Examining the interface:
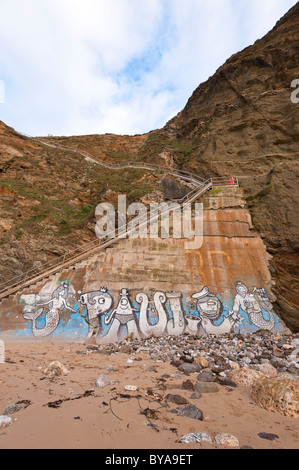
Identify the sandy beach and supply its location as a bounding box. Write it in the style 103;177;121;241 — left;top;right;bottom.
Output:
0;338;298;452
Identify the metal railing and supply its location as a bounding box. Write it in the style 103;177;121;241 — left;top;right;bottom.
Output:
211;176;239;188
35;138;207;187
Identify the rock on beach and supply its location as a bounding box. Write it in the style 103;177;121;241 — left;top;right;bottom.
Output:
44;361;69;377
214;433;240;448
229;367;264;387
95;374;111;388
251;376;299;418
0;415;13;429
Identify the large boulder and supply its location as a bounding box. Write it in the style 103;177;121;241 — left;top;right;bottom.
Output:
251;376;299;418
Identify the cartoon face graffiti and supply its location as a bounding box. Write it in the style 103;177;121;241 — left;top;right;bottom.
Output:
119;292;132;314
192;286;223;321
79;287;113;337
235;281;262;315
96;288;139;343
105;288;136;324
235;282;248;298
191;286;240;335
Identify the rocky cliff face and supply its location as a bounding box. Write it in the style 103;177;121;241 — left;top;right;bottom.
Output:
139;3;299;332
0;3;298;331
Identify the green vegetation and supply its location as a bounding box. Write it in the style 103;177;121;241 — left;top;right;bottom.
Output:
0;178;51;200
138;132;198;162
209;188;222;196
2;167;161;240
99;168;160;205
246;184;272;202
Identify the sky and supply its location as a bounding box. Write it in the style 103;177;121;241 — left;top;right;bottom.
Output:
0;0;297;137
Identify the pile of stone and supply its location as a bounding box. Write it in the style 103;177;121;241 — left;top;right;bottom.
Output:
93;330;299;378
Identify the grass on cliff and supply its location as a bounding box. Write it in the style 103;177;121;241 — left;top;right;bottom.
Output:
138;132;199;164
246;183;272;206
0;164;162;241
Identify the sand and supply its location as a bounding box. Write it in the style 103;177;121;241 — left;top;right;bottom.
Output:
0;341;298;451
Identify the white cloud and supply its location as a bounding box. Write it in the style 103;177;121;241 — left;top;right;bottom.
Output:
0;0;296;136
239;0;296;44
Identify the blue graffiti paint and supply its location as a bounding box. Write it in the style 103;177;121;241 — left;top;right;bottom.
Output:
53;302;88;339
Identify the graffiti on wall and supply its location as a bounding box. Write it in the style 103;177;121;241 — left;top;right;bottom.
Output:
78;287;113;339
232;282;276;331
20;282;77;338
191;286;240;335
13;280;283;341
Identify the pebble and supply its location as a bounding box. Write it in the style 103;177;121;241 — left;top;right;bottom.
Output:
146;366;158;373
180;355;194;364
76;349;90;355
216;377;237;388
258;432;279;441
193;382;219;393
189;392;202;399
2;404;22;415
179;432;212;444
214;433;240;448
102;365;115;372
165;394;189;405
195;357;209;368
124;385;138;392
181;379;194;391
0;415;13;429
180;431;239;447
88;331;299;424
230;367;264;387
257;363;278;377
95;374;110;388
171;403;203;420
44;361;69;377
197;370;215;382
178;363;201;374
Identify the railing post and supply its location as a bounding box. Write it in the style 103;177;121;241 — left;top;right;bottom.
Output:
22;273;28;289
